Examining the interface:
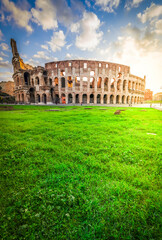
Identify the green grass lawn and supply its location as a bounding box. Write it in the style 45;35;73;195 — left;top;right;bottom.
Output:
0;105;161;239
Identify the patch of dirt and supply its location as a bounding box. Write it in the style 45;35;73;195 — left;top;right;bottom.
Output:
120;109;126;111
45;109;60;111
140;110;147;112
0;106;14;111
114;110;121;115
84;108;92;110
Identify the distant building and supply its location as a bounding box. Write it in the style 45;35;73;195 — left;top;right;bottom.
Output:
0;81;15;96
144;89;153;101
153;92;162;101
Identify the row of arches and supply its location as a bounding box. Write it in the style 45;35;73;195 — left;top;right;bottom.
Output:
16;91;144;104
20;72;144;92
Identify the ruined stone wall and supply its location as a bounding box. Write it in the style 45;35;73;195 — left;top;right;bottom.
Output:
13;60;145;105
0;81;15;96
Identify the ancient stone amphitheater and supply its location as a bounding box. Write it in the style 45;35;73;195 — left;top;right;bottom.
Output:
11;39;145;105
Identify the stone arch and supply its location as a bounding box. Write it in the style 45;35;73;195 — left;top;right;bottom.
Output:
110;78;115;91
90;94;94;103
35;76;39;85
42;93;47;104
68;93;73;103
104;77;108;91
128;81;131;90
123;80;126;91
61;93;65;104
117;79;122;91
61;77;65;88
24;72;30;85
31;78;34;86
82;94;87;104
54;77;58;86
122;95;126;104
134;96;137;104
97;77;102;88
50;88;54;102
103;94;107;104
29;88;35;103
90;77;95;88
37;94;40;103
127;96;130;104
137;96;140;104
110;95;114;104
75;94;79;103
67;76;73;88
49;78;52;86
116;95;120;104
97;94;101;104
22;93;24;103
132;81;135;90
131;96;134;104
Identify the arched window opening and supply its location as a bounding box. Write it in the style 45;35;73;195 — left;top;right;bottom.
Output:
50;88;54;102
31;78;34;86
67;76;73;88
128;81;131;90
75;94;79;103
104;78;108;91
82;94;87;104
35;77;39;85
61;93;65;104
54;77;58;86
127;96;130;104
90;94;94;103
90;71;95;76
75;77;80;87
110;95;114;104
103;94;107;104
68;93;73;103
117;80;121;91
97;77;102;88
97;94;101;104
24;72;30;85
111;78;115;91
22;93;24;103
61;77;65;88
132;82;135;90
123;80;126;91
49;78;52;86
60;70;65;76
116;95;120;104
37;94;40;103
90;77;95;88
29;88;35;103
122;95;125;104
42;94;47;104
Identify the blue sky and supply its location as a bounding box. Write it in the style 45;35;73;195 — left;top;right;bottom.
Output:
0;0;162;93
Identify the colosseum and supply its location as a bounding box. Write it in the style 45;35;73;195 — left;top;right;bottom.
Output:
11;39;145;105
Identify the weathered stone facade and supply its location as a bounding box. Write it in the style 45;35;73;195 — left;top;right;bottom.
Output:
11;39;145;104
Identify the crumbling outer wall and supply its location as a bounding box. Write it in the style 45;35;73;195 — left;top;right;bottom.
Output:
13;60;145;104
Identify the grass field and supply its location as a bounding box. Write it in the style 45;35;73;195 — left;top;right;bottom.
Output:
0;105;161;239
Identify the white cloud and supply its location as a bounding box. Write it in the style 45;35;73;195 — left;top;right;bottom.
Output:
125;0;144;10
31;0;72;30
137;3;162;23
0;30;3;40
0;43;9;51
66;44;72;50
24;40;30;45
0;51;8;57
0;11;5;22
31;0;57;30
65;53;72;59
2;0;33;32
85;0;91;8
95;0;120;13
100;23;162;93
72;12;103;51
0;60;12;69
33;51;51;60
154;19;162;35
41;44;49;50
48;30;66;52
